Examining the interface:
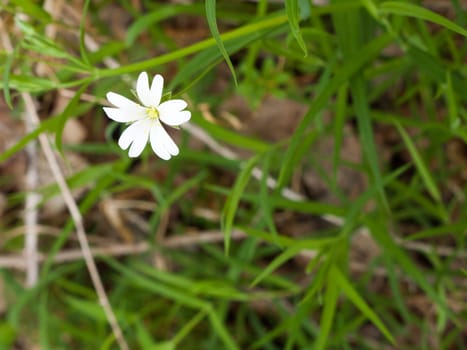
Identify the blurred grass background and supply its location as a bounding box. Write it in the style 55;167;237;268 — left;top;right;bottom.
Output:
0;0;466;349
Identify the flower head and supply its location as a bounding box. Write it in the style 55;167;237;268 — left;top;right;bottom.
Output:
103;72;191;160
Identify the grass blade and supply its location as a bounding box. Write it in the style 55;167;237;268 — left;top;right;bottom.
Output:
205;0;238;85
367;216;452;322
285;0;308;55
394;121;441;203
314;276;339;350
379;1;467;37
330;265;395;344
250;246;301;287
221;155;261;254
277;33;393;190
79;0;91;65
332;6;388;207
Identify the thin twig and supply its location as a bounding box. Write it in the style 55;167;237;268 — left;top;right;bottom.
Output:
0;224;109;249
0;229;248;269
0;12;41;288
4;17;42;288
23;139;41;287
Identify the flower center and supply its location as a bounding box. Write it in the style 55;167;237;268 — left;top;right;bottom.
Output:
146;106;160;120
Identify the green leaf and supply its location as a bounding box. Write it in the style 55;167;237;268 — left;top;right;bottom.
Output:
106;259;239;350
135;321;157;349
152;341;175;350
8;264;80;327
126;5;202;46
444;71;460;130
352;76;388;207
0;322;16;348
39;163;116;202
314;276;339;350
405;221;467;241
250;246;301;287
169;21;286;92
330;265;395;344
379;1;467;37
276;128;319;195
360;0;379;19
285;0;308;55
172;311;206;346
367;217;451;320
406;46;467;104
241;226;337;250
259;150;278;241
221;155;260;254
38;291;50;349
162;171;207;211
193;113;270;152
277;33;393;191
79;0;91;65
9;0;52;23
98;13;288;77
332;6;388;207
16;18;88;70
394;121;441;202
7;74;57;93
65;296;107;322
205;0;238;85
2;41;20;109
332;83;348;188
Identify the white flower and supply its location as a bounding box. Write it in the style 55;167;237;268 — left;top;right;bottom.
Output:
103;72;191;160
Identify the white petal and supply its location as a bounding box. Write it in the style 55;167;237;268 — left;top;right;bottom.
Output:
136;72;153;107
128;129;150;158
125;106;147;122
158;100;188;113
150;122;179;160
106;92;141;110
104;106;146;123
150;74;164;107
103;107;131;123
118;120;150;157
160;110;191;126
118;124;139;151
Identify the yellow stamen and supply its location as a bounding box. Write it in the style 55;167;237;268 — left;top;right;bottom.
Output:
146;106;159;119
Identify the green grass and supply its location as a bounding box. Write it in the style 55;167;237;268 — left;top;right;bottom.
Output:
0;0;466;349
